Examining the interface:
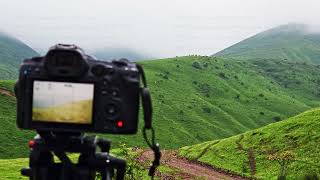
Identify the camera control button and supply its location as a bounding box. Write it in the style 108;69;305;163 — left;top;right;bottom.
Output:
91;65;106;76
101;90;108;95
102;79;109;86
105;104;118;116
108;89;119;97
105;65;115;74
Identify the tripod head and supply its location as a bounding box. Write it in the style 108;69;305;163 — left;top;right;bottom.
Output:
21;131;126;180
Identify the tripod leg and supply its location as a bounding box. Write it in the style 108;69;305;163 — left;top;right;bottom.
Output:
29;150;54;180
100;168;113;180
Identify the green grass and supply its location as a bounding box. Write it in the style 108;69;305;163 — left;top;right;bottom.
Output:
0;80;35;158
179;108;320;179
0;32;39;79
0;149;144;180
1;55;320;158
0;147;178;180
215;24;320;64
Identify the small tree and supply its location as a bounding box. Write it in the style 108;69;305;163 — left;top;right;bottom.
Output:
268;150;296;180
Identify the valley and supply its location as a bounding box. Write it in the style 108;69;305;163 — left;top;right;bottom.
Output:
0;23;319;179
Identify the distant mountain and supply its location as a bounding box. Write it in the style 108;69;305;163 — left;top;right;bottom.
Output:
0;32;39;79
92;48;153;61
214;24;320;64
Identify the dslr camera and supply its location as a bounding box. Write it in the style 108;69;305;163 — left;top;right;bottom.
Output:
15;44;141;134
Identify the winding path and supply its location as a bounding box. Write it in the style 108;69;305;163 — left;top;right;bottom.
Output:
138;150;246;180
0;88;15;98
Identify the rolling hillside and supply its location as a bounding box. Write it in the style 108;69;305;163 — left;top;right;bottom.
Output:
1;56;320;158
214;24;320;64
0;32;39;79
0;80;35;158
179;108;320;179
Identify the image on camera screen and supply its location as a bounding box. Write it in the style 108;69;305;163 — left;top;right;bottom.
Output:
32;81;94;124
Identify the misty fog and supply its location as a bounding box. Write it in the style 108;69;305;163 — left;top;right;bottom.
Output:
0;0;319;58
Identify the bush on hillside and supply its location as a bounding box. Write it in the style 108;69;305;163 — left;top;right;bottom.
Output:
273;116;281;122
198;83;211;97
303;172;319;180
267;151;296;180
192;61;202;69
218;72;227;79
118;144;144;179
202;107;211;114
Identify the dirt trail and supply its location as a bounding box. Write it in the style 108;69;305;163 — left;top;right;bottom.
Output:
0;88;15;98
138;150;246;180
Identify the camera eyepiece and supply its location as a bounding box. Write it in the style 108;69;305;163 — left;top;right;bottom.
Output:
44;44;89;77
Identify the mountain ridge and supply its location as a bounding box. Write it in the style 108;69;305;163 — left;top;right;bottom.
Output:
0;32;39;79
214;23;320;64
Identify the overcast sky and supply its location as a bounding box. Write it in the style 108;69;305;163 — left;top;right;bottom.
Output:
0;0;319;58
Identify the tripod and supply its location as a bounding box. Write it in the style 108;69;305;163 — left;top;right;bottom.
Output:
21;131;127;180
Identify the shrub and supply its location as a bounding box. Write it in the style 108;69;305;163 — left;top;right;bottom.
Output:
267;151;296;180
192;61;202;69
202;107;211;114
119;144;144;179
304;172;319;180
273;116;281;121
199;83;210;96
218;72;227;79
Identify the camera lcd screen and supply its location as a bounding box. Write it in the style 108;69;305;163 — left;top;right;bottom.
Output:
32;81;94;124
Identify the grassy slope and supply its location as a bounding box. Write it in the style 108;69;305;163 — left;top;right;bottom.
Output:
0;80;35;158
214;24;320;64
179;108;320;179
1;56;320;158
0;32;39;79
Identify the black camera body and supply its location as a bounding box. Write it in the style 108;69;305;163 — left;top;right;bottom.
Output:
16;44;141;134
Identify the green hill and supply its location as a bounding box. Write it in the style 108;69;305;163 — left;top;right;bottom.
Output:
179;108;320;179
214;24;320;64
0;80;35;158
1;56;320;158
0;32;39;79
